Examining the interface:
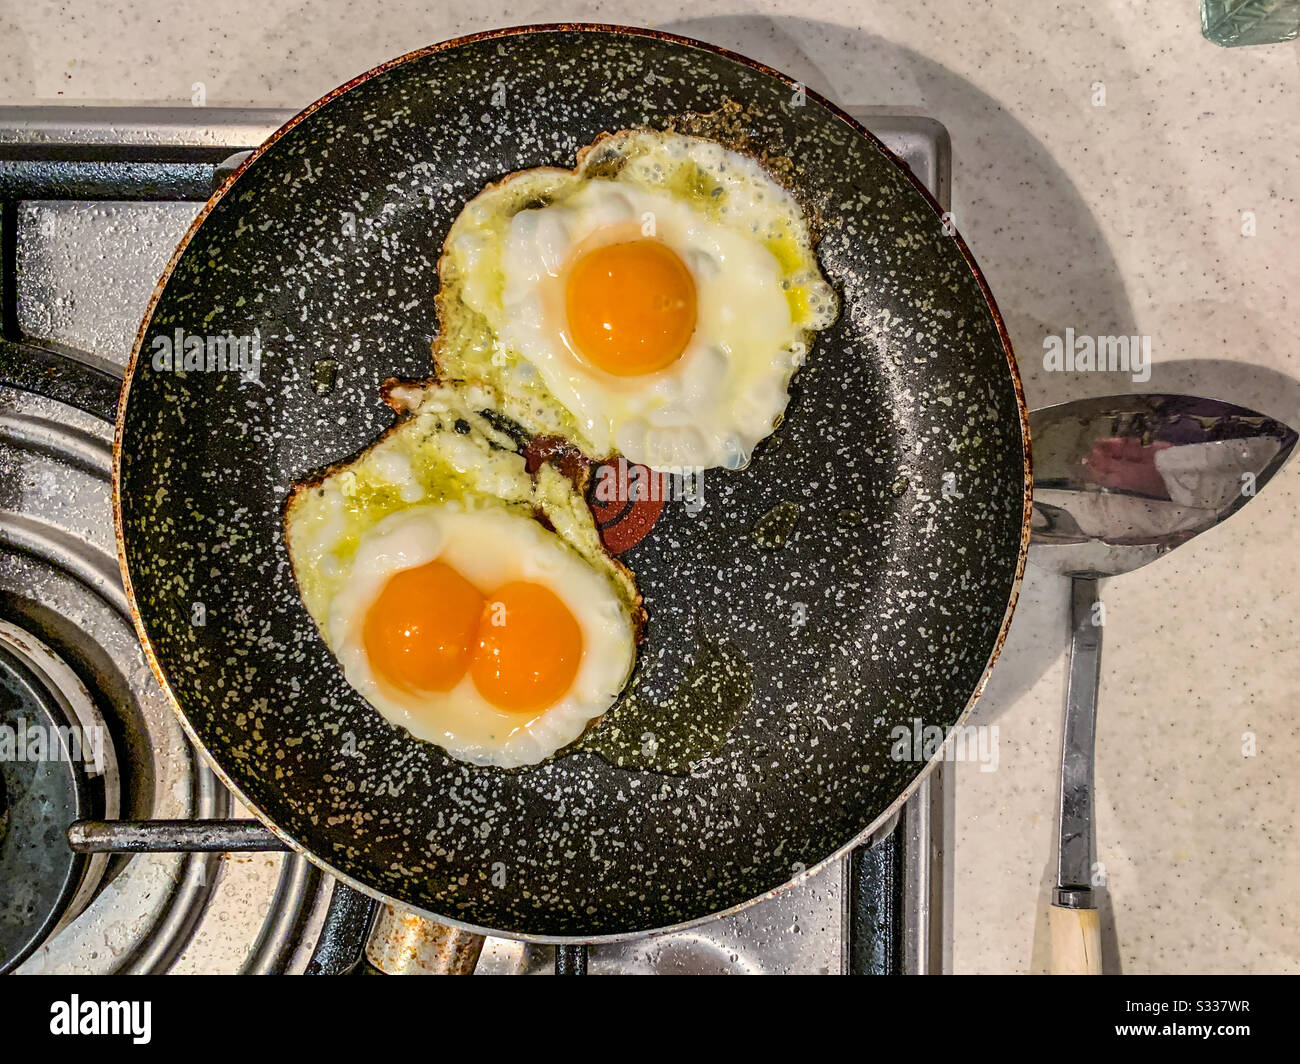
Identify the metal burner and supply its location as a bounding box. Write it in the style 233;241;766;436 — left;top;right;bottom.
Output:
0;385;332;972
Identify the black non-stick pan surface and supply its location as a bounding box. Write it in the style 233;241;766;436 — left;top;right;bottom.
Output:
115;25;1030;939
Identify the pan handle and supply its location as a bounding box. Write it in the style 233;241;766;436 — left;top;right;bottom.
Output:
363;904;485;975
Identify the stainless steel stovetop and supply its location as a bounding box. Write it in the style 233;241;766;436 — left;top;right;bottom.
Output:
0;106;951;974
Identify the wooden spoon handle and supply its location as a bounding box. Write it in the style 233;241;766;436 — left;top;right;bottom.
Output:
1049;904;1102;975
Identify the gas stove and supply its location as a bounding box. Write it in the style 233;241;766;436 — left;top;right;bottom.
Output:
0;106;951;975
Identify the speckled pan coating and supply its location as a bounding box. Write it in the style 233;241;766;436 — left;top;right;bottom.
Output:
115;25;1030;939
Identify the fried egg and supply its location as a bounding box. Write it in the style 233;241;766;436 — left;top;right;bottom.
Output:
437;129;838;471
285;383;640;768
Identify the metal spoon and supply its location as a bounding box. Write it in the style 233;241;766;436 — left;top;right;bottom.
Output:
1029;394;1297;974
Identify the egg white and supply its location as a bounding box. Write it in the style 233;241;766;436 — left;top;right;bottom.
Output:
327;503;636;768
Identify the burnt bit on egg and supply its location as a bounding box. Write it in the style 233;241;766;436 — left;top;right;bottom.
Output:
476;407;532;448
379;373;439;414
524;434;591;488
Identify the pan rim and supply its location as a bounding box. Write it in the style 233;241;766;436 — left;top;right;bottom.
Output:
112;21;1032;946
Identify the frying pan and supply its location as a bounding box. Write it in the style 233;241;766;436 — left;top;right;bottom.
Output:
114;24;1030;941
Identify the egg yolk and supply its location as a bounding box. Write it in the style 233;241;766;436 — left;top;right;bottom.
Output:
362;560;485;694
363;562;584;716
564;239;697;376
470;581;584;715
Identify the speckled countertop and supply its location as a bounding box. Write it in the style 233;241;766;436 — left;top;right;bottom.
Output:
1;1;1295;973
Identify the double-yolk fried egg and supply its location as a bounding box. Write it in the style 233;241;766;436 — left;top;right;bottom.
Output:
285;383;641;768
437;129;838;471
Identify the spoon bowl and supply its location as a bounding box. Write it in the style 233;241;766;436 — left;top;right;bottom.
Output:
1030;393;1296;578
